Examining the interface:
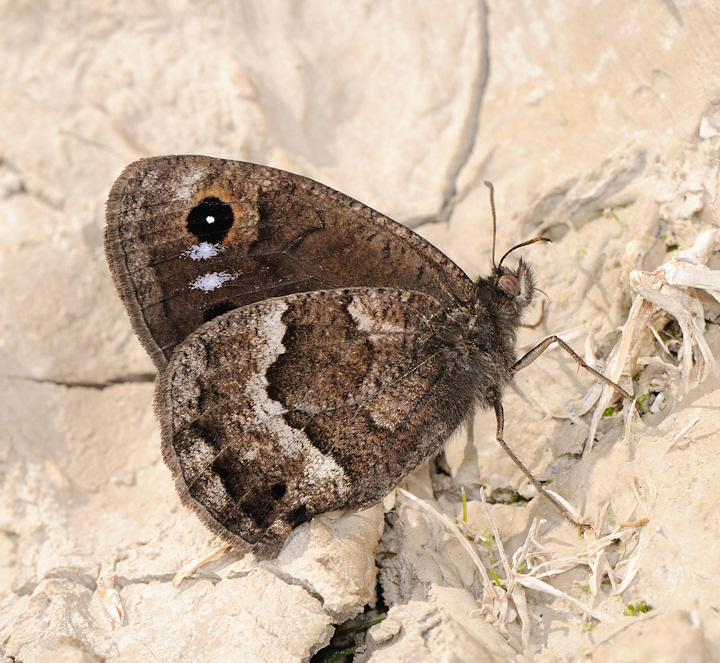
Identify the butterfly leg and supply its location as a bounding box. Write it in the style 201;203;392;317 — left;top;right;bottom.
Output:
492;400;592;532
512;335;633;401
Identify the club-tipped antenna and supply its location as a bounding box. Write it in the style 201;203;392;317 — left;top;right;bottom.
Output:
497;236;552;269
484;181;498;268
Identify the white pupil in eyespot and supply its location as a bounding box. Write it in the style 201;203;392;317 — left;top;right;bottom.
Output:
205;215;215;224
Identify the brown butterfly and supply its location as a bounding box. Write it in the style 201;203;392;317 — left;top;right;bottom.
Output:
105;156;631;556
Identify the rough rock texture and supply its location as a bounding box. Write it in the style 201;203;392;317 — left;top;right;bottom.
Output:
2;1;720;661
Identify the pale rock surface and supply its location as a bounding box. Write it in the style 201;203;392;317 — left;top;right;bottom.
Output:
356;594;518;663
2;1;720;662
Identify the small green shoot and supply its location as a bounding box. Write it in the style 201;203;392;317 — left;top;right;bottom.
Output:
510;492;529;504
611;210;627;228
326;648;356;663
625;601;652;616
666;243;679;252
489;569;503;588
637;393;651;414
602;407;614;417
474;527;493;547
337;618;385;635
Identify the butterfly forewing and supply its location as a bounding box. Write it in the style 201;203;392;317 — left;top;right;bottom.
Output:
105;156;476;370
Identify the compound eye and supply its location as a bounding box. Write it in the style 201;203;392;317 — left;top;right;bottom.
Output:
498;273;520;297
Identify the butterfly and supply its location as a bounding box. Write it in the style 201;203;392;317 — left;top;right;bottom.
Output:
105;155;631;556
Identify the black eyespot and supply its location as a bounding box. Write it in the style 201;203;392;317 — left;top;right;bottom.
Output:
203;301;238;322
186;197;233;244
498;274;520;297
270;482;287;500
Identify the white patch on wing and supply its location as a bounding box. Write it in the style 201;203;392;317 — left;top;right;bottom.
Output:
247;375;287;420
241;445;260;462
190;271;234;292
174;185;194;202
173;168;205;202
239;298;350;496
291;448;350;501
177;436;216;484
347;295;406;334
308;453;346;485
200;474;230;511
141;171;159;188
185;242;222;260
244;301;290;424
171;343;208;425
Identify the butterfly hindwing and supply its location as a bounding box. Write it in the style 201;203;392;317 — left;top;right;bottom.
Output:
105;155;476;370
156;287;477;555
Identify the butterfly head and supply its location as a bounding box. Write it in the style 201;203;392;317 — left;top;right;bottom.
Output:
478;225;547;323
474;257;536;327
489;257;536;316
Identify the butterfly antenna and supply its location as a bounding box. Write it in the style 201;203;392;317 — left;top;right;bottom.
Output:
498;236;552;269
484;181;498;268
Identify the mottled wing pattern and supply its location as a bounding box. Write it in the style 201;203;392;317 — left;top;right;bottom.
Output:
156;287;475;556
105;155;476;370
